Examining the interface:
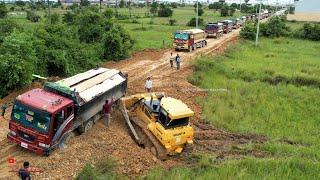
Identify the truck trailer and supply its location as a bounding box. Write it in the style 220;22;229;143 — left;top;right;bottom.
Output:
173;29;207;52
7;68;127;155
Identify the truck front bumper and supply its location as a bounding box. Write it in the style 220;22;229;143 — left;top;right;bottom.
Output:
7;134;50;155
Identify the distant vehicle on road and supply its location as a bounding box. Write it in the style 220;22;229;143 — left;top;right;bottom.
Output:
173;29;207;52
204;23;223;38
219;20;233;34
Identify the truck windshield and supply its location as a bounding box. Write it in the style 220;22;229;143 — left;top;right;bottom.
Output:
174;33;189;40
158;108;189;129
11;101;51;134
206;24;218;30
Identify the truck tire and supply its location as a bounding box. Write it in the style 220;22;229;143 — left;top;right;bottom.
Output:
84;120;94;133
188;46;192;52
77;120;93;134
193;44;197;51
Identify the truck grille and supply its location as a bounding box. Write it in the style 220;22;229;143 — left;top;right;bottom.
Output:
18;131;35;142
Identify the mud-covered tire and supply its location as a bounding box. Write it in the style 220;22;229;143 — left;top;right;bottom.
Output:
188;46;192;52
84;120;93;133
59;131;75;149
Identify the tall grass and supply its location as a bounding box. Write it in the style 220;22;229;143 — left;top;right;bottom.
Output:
146;37;320;179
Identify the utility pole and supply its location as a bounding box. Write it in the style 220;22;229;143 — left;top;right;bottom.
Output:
47;0;51;24
239;0;242;16
255;0;262;46
196;0;198;28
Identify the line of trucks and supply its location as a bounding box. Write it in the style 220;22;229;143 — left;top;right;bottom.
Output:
7;68;194;160
173;11;271;52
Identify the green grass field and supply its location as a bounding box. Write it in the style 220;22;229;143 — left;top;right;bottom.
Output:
145;37;320;179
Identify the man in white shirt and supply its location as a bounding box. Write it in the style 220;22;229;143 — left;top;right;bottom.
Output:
145;77;152;92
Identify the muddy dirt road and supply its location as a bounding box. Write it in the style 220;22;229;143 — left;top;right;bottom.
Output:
0;29;265;179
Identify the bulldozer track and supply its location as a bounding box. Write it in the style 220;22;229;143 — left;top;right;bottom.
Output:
129;116;167;160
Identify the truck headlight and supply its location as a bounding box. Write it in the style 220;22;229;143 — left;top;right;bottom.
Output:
39;142;50;148
10;130;17;136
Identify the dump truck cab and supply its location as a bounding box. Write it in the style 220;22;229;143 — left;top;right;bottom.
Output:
204;23;223;38
173;29;206;52
8;89;74;155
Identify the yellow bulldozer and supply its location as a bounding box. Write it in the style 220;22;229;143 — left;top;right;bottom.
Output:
120;92;194;160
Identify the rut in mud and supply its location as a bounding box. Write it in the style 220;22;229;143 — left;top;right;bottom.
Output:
0;29;266;179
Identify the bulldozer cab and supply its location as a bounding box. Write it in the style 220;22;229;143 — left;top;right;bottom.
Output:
157;97;194;129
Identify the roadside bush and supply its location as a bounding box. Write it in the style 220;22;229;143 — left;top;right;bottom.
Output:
63;11;76;24
240;22;256;40
26;10;41;22
0;19;19;43
49;13;60;24
297;23;320;41
0;2;8;18
168;19;176;26
0;31;36;97
102;25;134;61
187;18;204;27
261;16;290;37
103;8;114;19
158;4;173;17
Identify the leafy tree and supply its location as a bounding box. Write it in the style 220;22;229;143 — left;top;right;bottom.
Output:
35;0;46;10
69;3;79;10
80;0;90;7
0;31;36;97
158;4;173;17
103;9;114;19
245;0;250;4
15;1;26;7
150;2;158;16
220;4;229;17
230;3;238;9
209;2;222;10
26;11;41;22
0;3;8;18
102;25;134;61
77;11;105;43
119;0;125;8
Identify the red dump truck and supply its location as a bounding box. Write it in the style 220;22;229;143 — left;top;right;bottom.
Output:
7;68;127;155
173;29;207;52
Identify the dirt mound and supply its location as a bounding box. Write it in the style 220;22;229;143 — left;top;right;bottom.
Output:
0;29;266;179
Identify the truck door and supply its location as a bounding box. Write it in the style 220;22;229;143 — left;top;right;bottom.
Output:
52;105;74;143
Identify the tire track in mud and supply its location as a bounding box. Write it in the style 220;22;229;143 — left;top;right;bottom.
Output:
0;29;266;179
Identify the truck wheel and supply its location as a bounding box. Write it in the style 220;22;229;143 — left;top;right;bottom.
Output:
84;120;94;133
193;44;197;51
188;46;192;52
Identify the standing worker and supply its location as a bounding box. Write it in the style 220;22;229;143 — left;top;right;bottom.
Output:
1;103;8;117
145;76;153;92
169;52;174;68
176;54;181;70
18;161;31;180
103;97;114;128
